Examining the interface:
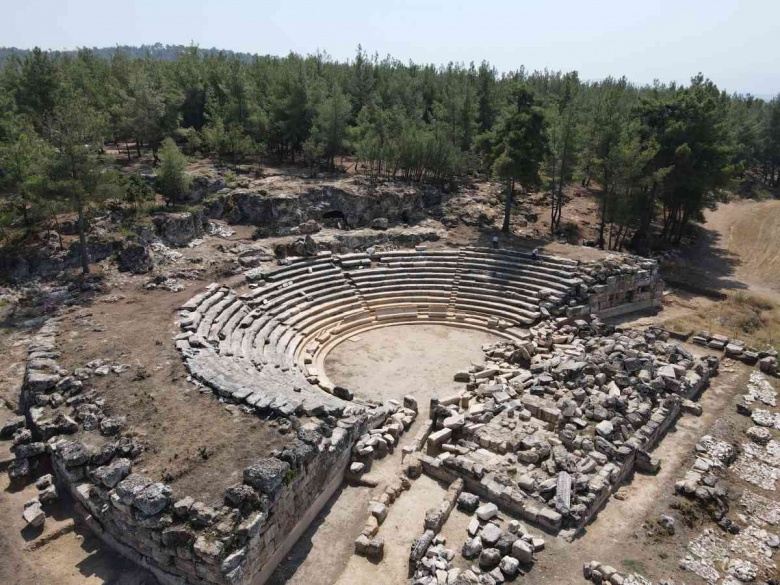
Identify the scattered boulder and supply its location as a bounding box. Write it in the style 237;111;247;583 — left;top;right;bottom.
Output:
457;492;480;513
462;536;483;559
479;548;502;570
117;238;154;274
477;503;498;521
22;501;45;529
500;555;520;579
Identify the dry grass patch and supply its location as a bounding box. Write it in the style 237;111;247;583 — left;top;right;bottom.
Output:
665;291;780;350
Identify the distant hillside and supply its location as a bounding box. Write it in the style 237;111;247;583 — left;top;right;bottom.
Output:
0;43;262;68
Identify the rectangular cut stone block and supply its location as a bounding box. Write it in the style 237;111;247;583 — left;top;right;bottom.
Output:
426;429;452;452
554;471;572;514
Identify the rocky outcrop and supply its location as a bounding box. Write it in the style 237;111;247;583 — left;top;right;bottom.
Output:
187;174;225;203
0;235;122;283
150;211;207;247
117;238;155;274
205;181;445;234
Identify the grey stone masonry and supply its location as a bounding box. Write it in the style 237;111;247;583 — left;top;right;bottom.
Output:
416;316;717;539
175;249;596;422
19;318;406;585
573;254;664;319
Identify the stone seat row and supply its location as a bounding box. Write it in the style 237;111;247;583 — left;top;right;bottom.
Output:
175;249;582;418
178;283;364;417
380;247;579;284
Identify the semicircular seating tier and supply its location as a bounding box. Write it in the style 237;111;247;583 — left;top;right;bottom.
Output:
175;247;583;418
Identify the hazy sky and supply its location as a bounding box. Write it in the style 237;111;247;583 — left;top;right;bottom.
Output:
3;0;778;97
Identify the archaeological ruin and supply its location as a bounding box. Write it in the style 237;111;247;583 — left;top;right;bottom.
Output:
9;240;735;584
2;160;779;585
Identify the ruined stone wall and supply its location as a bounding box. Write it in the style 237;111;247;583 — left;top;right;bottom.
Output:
242;445;352;584
574;255;664;319
18;319;385;585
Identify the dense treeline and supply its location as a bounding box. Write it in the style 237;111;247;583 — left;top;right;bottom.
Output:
0;44;259;69
1;45;780;273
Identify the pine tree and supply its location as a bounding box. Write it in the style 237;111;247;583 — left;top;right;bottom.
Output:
45;94;119;274
488;84;548;233
157;138;191;204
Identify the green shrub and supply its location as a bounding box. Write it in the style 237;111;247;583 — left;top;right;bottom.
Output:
157;138;191;205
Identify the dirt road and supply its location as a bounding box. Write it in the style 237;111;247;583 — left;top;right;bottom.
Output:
682;199;780;295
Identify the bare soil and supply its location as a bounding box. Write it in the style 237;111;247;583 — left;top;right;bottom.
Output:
54;262;291;506
325;324;499;406
0;236;293;585
670;199;780;296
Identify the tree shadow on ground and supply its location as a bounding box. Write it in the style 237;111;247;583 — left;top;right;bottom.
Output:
75;524;156;585
266;482;357;585
667;224;747;292
463;228;550;254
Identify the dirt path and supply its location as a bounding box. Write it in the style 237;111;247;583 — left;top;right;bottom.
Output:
680;199;780;296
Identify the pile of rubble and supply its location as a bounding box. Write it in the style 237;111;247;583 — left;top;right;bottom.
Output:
741;371;778;408
409;479;464;582
732;371;780;490
675;372;779;584
680;524;778;584
350;394;418;476
692;332;777;374
144;274;186;292
149;241;184;264
414;316;717;537
674;435;735;520
582;561;656;585
206;221;236;239
349;396;418;559
409;482;547;585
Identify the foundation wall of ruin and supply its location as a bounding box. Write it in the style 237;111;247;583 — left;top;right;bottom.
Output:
19;320;374;585
416;322;715;539
242;445;352;584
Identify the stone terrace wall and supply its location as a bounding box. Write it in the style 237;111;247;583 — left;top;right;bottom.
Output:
19;318;393;585
574;255;664;319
